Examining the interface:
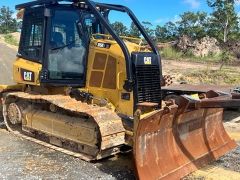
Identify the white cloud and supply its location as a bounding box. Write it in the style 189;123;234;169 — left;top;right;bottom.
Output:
183;0;200;9
236;0;240;6
154;18;167;24
154;15;180;25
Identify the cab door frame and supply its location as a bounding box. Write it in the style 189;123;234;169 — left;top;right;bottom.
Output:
40;5;89;87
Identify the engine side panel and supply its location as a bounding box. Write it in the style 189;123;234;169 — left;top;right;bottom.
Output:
85;40;136;117
13;58;42;86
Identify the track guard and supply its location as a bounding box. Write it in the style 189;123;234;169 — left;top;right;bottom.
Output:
133;101;237;180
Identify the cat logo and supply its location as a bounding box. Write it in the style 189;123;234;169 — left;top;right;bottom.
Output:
97;42;111;49
144;57;152;65
24;72;33;81
21;69;35;82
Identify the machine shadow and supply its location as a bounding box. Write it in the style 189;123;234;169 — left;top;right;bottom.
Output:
93;152;136;180
223;110;240;122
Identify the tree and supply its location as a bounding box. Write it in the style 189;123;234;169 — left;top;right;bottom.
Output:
111;21;128;36
129;22;141;38
177;11;208;39
207;0;239;42
142;21;155;39
0;6;18;34
155;22;178;42
155;26;168;42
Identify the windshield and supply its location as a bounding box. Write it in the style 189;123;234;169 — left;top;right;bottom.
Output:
48;9;87;80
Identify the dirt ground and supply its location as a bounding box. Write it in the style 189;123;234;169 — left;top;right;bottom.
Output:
0;41;240;179
162;59;240;86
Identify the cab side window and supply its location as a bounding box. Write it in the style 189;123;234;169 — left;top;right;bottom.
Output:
19;9;44;62
83;14;101;37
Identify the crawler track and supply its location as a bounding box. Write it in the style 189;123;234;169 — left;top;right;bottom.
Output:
2;91;125;161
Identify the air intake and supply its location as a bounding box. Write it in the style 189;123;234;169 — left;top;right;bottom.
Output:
132;52;162;104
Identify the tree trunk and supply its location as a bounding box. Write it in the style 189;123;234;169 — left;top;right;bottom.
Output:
223;17;229;43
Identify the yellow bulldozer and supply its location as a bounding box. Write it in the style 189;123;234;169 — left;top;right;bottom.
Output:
0;0;240;179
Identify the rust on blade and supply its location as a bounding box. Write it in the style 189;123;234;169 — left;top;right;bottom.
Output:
133;102;237;180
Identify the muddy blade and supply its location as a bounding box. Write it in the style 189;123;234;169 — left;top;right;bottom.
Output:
133;107;237;180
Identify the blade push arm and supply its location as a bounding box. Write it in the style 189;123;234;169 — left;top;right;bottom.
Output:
181;91;240;109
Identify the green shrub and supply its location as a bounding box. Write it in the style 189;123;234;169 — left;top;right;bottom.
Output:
4;34;18;46
184;49;194;57
159;44;238;64
161;47;183;60
219;50;234;70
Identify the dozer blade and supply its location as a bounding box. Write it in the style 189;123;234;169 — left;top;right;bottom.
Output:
133;96;238;180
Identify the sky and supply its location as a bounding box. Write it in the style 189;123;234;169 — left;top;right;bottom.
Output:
1;0;240;27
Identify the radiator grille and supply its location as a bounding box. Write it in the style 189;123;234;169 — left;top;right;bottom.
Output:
135;65;161;103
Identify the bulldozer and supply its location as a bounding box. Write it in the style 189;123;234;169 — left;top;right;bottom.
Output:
0;0;240;179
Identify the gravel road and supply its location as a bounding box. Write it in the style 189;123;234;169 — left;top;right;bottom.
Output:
0;125;135;180
0;43;16;85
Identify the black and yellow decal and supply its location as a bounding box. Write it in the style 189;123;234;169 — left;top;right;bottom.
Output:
21;69;35;82
97;42;111;49
144;57;152;65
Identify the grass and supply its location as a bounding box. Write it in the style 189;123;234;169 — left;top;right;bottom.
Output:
161;47;183;60
161;47;234;64
4;34;18;46
183;53;224;63
178;68;240;86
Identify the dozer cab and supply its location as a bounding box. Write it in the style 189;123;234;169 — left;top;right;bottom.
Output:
0;0;240;179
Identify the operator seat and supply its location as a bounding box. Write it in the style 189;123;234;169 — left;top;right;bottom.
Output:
51;32;65;49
